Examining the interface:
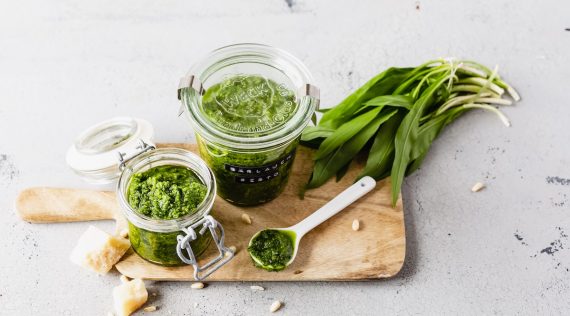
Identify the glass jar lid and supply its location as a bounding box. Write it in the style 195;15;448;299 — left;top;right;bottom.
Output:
65;117;155;184
179;43;320;150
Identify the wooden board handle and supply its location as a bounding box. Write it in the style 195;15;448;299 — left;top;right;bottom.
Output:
16;187;119;223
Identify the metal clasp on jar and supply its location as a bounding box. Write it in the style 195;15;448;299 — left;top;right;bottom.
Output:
177;74;205;117
176;215;234;281
117;139;156;170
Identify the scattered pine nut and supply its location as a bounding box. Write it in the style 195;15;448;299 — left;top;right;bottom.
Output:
250;285;265;291
191;282;205;289
270;300;282;313
143;306;157;312
241;213;252;225
225;246;236;257
119;229;129;239
119;275;130;284
471;182;485;192
352;219;360;231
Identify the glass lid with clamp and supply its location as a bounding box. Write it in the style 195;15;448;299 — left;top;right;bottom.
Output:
65;116;234;280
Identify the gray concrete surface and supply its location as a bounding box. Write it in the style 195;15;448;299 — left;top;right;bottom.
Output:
1;0;569;315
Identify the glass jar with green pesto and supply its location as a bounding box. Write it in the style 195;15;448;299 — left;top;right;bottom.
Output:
178;43;320;206
117;148;234;280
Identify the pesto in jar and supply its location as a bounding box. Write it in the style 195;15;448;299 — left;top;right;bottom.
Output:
248;229;295;272
198;74;300;205
126;165;211;265
197;137;297;205
201;75;298;136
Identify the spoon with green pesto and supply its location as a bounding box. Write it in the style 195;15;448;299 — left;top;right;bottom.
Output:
247;176;377;271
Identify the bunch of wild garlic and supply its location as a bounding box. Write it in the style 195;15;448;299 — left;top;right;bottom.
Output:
302;59;520;205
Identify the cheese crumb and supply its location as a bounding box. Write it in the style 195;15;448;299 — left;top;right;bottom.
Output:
69;226;130;275
113;278;148;316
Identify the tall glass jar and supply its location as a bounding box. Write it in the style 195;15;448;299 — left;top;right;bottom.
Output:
178;43;319;206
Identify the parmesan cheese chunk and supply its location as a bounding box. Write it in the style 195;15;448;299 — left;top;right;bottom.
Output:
113;278;148;316
69;225;130;275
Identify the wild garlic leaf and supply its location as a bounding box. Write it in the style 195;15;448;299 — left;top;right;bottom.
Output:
406;107;467;176
319;67;413;129
314;106;383;160
307;110;397;189
353;95;413;116
336;161;351;182
391;72;452;206
301;126;336;142
357;112;404;180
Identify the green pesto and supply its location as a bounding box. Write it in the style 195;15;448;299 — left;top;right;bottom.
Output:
127;165;207;220
248;229;295;272
197;137;298;206
197;75;301;205
128;222;211;266
126;165;210;266
201;75;297;136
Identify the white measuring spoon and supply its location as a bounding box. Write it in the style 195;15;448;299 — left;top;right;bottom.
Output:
248;176;377;270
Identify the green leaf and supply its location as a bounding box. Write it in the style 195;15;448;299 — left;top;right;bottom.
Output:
306;110;397;189
300;139;323;149
319;67;413;128
390;72;452;206
336;161;351;182
311;112;318;125
301;126;335;142
406;151;428;176
314;107;383;160
405;107;467;176
357;112;404;180
393;60;443;95
354;95;413;115
364;95;414;108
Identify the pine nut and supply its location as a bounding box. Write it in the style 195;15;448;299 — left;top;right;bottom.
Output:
241;213;252;224
471;182;485;192
352;219;360;231
250;285;265;291
270;300;282;313
191;282;205;289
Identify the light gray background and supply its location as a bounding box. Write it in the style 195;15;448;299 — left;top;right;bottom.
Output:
1;0;569;315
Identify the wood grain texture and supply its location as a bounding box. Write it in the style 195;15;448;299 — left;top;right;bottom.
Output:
16;143;405;281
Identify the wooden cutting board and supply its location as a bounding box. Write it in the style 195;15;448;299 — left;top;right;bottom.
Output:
16;143;405;281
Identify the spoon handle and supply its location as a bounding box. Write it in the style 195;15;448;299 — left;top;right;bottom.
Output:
291;176;376;237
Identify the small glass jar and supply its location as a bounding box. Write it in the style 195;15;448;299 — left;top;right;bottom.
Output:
117;148;216;266
66;117;234;280
178;43;320;206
